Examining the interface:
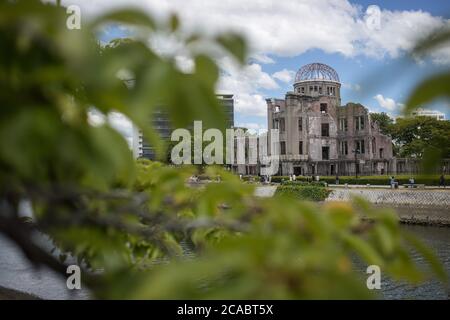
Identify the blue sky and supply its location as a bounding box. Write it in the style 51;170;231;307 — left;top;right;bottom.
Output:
355;0;450;17
79;0;450;136
241;47;448;128
237;0;450;130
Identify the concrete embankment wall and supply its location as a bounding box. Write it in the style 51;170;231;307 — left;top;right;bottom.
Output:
327;188;450;226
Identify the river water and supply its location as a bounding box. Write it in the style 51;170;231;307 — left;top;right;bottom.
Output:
377;224;450;300
0;224;449;300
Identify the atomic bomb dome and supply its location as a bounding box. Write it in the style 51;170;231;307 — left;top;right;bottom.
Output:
294;63;340;83
263;62;393;178
291;63;341;102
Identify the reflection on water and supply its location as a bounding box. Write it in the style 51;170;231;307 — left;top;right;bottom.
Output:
0;225;449;300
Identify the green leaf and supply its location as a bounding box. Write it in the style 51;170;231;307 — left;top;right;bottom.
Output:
373;224;395;256
195;54;219;87
405;73;450;114
413;28;450;56
168;14;180;32
403;231;448;283
90;9;155;30
216;33;247;64
341;233;383;266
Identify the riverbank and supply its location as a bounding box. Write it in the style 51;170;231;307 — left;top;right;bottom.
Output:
326;188;450;225
363;205;450;227
254;185;450;226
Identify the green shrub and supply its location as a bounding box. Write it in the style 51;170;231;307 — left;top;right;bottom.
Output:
275;185;331;202
241;175;260;182
281;180;328;187
270;176;287;183
271;176;310;183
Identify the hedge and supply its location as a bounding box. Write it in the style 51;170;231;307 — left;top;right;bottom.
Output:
270;175;449;186
281;180;328;187
275;185;331;202
320;175;449;186
271;176;309;183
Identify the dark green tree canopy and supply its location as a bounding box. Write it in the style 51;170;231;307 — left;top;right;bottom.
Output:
370;112;394;136
390;116;450;158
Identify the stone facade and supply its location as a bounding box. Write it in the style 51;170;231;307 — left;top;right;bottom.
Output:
267;63;393;176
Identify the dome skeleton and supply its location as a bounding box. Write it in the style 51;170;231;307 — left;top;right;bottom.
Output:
295;63;340;83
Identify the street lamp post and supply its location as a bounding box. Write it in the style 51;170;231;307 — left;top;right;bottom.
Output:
352;149;360;179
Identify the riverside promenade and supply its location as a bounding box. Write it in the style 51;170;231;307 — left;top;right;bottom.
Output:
255;185;450;226
326;187;450;226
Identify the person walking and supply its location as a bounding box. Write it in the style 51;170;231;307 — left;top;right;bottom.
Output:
439;174;445;188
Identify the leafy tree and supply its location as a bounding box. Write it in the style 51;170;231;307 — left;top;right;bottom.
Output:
370;112;394;136
0;0;446;299
404;28;450;171
390;116;450;159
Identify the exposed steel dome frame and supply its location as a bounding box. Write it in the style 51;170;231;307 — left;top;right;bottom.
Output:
294;63;340;83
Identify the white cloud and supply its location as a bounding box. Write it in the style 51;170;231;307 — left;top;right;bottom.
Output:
217;58;278;117
251;53;275;64
87;109;106;126
373;94;402;112
60;0;450;136
358;10;448;60
88;110;133;147
231;93;268;117
272;69;296;83
108;112;133;144
60;0;450;64
235;122;267;134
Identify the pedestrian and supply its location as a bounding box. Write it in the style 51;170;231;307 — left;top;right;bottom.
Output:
335;175;339;185
439;174;445;188
390;176;395;189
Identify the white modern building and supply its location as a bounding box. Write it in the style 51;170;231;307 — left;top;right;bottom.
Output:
411;108;446;121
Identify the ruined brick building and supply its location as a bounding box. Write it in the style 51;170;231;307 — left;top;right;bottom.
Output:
267;63;393;176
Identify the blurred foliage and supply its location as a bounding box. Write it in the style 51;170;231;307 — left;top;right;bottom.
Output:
406;27;450;171
0;0;447;299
